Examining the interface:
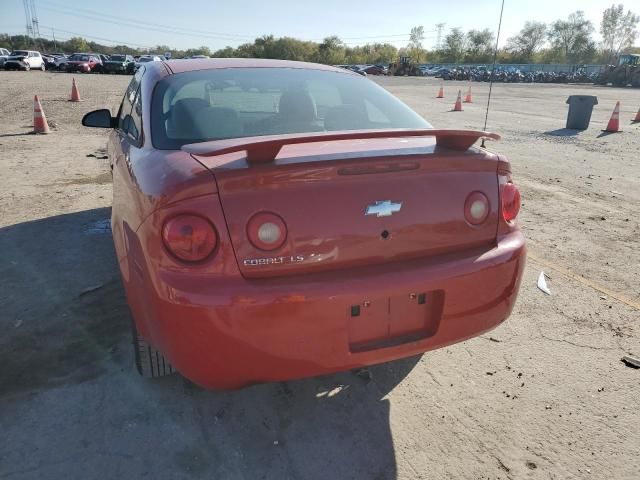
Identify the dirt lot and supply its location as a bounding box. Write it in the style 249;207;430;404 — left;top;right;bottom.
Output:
0;71;639;480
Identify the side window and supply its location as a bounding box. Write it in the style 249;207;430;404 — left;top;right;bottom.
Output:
117;67;144;131
128;87;143;142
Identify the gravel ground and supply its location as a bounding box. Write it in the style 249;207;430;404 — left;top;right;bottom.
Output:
0;70;639;480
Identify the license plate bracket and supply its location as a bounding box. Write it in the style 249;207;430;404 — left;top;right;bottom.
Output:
347;290;444;352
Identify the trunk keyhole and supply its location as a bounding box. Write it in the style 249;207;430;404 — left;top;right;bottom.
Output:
381;230;390;240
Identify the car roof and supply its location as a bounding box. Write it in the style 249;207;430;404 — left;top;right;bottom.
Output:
162;58;356;75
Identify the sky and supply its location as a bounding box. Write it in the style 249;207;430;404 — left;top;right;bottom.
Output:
0;0;635;52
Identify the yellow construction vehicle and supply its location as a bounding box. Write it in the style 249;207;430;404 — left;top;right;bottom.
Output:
388;56;423;76
595;54;640;88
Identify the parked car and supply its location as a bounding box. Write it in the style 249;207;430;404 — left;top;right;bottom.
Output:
65;53;102;73
359;65;387;75
41;54;58;70
102;54;135;74
52;53;70;70
0;47;10;67
4;50;45;71
93;53;109;72
81;58;525;389
134;55;162;71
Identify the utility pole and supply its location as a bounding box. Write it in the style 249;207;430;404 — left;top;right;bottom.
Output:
52;28;57;50
435;23;446;50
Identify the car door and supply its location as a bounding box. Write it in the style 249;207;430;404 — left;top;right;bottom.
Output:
111;67;145;263
32;52;42;68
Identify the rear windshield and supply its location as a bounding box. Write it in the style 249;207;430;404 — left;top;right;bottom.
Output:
139;57;153;62
151;67;431;150
111;55;125;61
11;51;28;56
70;54;89;61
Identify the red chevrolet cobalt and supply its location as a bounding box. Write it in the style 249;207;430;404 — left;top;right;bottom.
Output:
82;59;525;389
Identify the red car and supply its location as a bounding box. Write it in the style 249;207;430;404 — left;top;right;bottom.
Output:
82;59;525;389
65;53;101;73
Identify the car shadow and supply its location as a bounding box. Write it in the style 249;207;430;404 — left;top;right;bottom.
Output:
0;208;419;479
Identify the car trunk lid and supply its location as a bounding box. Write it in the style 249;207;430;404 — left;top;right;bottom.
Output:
187;131;501;278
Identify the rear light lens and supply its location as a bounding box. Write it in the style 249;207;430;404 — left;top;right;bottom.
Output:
501;183;521;222
162;214;217;262
464;192;490;225
247;212;287;250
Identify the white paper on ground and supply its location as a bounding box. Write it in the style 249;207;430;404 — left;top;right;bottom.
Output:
537;271;551;295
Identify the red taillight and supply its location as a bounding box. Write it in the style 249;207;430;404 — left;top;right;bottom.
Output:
501;183;521;222
464;191;490;225
162;214;218;262
247;212;287;251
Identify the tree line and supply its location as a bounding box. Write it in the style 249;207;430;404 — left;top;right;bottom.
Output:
1;6;638;66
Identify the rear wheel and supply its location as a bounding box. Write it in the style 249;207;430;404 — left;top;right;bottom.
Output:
24;64;30;71
131;321;175;378
40;63;45;71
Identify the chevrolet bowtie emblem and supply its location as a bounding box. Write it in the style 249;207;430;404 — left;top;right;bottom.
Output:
365;200;402;217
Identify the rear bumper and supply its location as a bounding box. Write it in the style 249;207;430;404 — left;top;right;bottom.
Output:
133;231;526;389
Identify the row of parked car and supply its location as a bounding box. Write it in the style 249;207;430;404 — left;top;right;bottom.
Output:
336;64;389;76
0;48;164;74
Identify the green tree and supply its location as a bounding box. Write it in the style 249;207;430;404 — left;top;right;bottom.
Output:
407;26;426;62
465;29;493;62
440;28;466;63
506;21;547;62
345;43;398;64
185;46;212;57
66;36;89;52
548;11;596;63
315;36;346;65
600;4;639;63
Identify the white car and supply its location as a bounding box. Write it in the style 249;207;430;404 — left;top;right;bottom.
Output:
134;55;163;70
0;48;10;66
4;50;45;71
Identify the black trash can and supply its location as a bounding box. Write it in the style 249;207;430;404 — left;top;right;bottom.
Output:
566;95;598;130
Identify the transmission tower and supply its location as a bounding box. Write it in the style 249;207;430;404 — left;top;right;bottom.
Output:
30;0;41;38
435;23;446;49
23;0;34;38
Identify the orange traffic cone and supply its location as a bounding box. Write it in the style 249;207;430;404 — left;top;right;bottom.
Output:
453;90;463;111
464;85;472;103
69;78;82;102
436;84;444;98
603;101;620;132
33;95;50;134
632;106;640;123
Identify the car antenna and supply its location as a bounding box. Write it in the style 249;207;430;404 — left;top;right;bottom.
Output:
481;0;505;148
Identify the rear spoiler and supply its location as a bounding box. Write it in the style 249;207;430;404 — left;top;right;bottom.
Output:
182;129;500;164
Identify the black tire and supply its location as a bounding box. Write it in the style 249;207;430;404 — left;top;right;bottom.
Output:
40;63;45;71
131;321;175;378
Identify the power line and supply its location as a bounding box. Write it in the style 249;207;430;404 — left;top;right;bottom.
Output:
39;0;256;41
37;0;442;47
38;24;153;48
